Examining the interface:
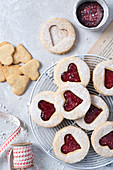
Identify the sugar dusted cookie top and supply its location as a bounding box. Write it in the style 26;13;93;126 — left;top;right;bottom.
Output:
54;56;90;87
54;83;91;120
30;91;63;127
53;126;90;163
93;60;113;96
91;121;113;157
40;18;76;54
75;95;109;130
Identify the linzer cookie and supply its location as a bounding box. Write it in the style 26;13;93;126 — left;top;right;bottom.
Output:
30;91;63;127
0;42;14;65
91;122;113;157
40;18;76;54
54;83;91;120
93;60;113;96
76;95;109;130
13;44;31;64
53;126;90;163
19;59;40;81
54;56;90;87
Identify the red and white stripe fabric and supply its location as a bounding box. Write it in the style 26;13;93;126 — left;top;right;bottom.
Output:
0;111;21;156
12;145;34;168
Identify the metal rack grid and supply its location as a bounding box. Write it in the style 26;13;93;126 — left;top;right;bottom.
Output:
29;54;113;169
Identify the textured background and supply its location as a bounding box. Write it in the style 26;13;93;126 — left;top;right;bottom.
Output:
0;0;113;169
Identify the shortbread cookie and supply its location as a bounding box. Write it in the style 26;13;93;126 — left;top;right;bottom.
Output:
7;75;29;95
54;83;91;120
13;44;31;64
19;59;40;81
93;60;113;96
0;42;14;65
0;62;5;82
40;18;76;54
3;65;22;80
53;126;90;163
91;122;113;157
76;95;109;130
54;56;90;87
30;91;63;127
0;41;9;47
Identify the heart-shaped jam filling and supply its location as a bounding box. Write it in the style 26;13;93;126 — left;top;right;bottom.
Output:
84;104;102;124
61;63;81;82
99;131;113;149
63;90;83;111
77;1;104;28
49;25;69;46
61;134;81;154
105;68;113;89
38;100;56;121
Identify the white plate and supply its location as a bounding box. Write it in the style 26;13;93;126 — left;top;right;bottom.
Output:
28;54;113;169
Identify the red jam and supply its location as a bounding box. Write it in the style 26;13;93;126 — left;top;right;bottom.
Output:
99;131;113;149
63;90;83;111
84;104;102;124
77;1;104;28
61;134;81;154
61;63;81;82
38;100;56;121
105;68;113;89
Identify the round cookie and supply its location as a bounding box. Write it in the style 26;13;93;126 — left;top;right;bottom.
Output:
54;83;91;120
93;60;113;96
30;91;63;127
91;122;113;157
75;95;109;130
40;18;76;54
54;56;90;87
53;126;90;163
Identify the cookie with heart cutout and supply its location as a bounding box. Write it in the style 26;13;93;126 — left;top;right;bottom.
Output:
91;121;113;157
7;74;29;96
19;59;40;81
53;126;90;163
54;83;91;120
30;91;63;127
0;41;14;65
13;44;31;64
93;60;113;96
54;56;90;87
75;95;109;130
40;18;76;54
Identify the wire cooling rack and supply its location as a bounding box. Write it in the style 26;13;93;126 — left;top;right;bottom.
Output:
28;54;113;169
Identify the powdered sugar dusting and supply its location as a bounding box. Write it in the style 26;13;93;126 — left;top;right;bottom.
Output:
40;18;76;54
